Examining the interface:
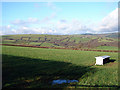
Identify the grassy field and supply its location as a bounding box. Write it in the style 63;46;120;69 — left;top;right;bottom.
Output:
2;45;118;88
95;46;118;51
2;34;119;50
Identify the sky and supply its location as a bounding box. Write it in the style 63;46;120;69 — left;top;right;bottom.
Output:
1;2;118;35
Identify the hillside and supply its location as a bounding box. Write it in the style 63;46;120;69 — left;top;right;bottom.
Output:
1;33;119;50
2;45;118;88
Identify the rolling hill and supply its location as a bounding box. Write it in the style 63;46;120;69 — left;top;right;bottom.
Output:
1;33;119;50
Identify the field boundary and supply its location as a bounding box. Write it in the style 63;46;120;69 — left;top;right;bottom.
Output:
1;44;120;53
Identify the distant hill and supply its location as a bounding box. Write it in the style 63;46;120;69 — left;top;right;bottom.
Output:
105;33;119;38
1;33;119;50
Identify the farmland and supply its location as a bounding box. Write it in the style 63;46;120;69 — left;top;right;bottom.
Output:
1;33;119;89
1;1;119;89
1;33;119;50
2;45;118;88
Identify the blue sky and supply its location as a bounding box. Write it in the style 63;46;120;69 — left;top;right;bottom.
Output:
1;2;118;35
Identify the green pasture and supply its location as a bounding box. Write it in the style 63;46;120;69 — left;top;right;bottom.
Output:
40;42;64;48
2;45;118;88
2;34;119;51
98;37;115;42
29;42;42;45
61;38;69;42
2;40;15;44
70;36;91;43
40;42;56;47
95;46;118;50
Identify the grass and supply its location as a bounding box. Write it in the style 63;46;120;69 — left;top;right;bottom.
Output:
2;40;15;44
2;45;118;88
40;42;56;47
98;37;115;42
2;34;119;51
30;37;39;41
95;46;118;50
29;42;42;45
61;38;69;42
70;36;91;43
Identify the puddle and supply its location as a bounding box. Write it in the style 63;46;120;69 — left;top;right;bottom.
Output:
52;79;78;85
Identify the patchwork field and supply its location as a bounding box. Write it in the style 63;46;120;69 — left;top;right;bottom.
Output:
1;33;119;50
2;45;118;88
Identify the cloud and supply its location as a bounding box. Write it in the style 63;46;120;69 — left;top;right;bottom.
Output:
60;19;67;23
92;8;118;33
1;25;56;35
0;30;2;35
34;2;57;11
51;19;89;35
0;25;16;35
47;2;57;10
41;13;56;23
11;12;56;26
1;8;118;35
11;18;39;26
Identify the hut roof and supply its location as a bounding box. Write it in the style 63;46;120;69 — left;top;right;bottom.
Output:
95;55;110;59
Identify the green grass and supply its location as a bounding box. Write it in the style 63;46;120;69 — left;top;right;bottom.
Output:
29;42;42;45
70;36;91;43
2;40;15;44
40;42;56;47
2;45;118;88
2;34;119;51
61;38;69;42
95;46;118;50
98;37;115;42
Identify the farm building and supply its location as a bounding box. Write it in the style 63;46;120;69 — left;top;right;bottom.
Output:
95;55;110;65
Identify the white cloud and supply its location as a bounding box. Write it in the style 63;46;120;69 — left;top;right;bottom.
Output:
11;18;39;26
0;30;2;35
1;8;118;35
53;19;89;34
92;8;118;33
47;2;57;10
41;13;56;23
0;25;17;35
7;25;11;28
11;13;56;26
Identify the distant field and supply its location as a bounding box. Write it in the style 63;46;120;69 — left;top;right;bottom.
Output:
29;42;42;45
95;46;118;50
2;33;119;50
2;45;118;88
